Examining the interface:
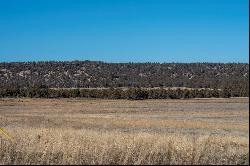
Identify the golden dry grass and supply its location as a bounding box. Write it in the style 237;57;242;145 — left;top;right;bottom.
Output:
0;98;249;165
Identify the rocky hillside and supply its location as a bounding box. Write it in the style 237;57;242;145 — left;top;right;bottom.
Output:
0;61;248;91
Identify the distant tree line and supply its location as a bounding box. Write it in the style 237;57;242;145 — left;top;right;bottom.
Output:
0;61;248;99
0;85;248;100
0;61;248;90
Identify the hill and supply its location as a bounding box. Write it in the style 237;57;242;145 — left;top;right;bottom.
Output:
0;61;248;98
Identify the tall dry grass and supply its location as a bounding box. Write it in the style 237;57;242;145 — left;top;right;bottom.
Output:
0;98;248;165
0;128;248;165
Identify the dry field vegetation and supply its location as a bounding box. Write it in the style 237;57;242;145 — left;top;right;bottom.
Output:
0;98;249;165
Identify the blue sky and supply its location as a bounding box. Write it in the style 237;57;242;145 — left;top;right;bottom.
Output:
0;0;249;63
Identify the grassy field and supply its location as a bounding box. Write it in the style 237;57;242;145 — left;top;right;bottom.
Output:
0;98;249;165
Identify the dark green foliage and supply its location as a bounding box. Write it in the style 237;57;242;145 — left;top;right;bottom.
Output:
0;86;247;100
126;88;149;100
0;61;248;90
0;61;248;99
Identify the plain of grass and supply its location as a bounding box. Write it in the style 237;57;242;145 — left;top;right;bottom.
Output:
0;98;249;165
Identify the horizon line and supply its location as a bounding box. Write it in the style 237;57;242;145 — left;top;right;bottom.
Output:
0;59;249;64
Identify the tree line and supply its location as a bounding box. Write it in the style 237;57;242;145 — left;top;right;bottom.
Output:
0;61;248;99
0;85;247;100
0;61;248;90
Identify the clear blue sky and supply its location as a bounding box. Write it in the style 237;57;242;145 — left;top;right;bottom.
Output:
0;0;249;63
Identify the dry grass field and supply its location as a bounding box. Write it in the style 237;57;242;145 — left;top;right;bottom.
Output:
0;98;249;165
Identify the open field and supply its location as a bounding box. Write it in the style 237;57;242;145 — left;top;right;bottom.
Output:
0;98;249;165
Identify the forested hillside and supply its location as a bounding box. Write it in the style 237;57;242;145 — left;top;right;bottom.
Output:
0;61;249;98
